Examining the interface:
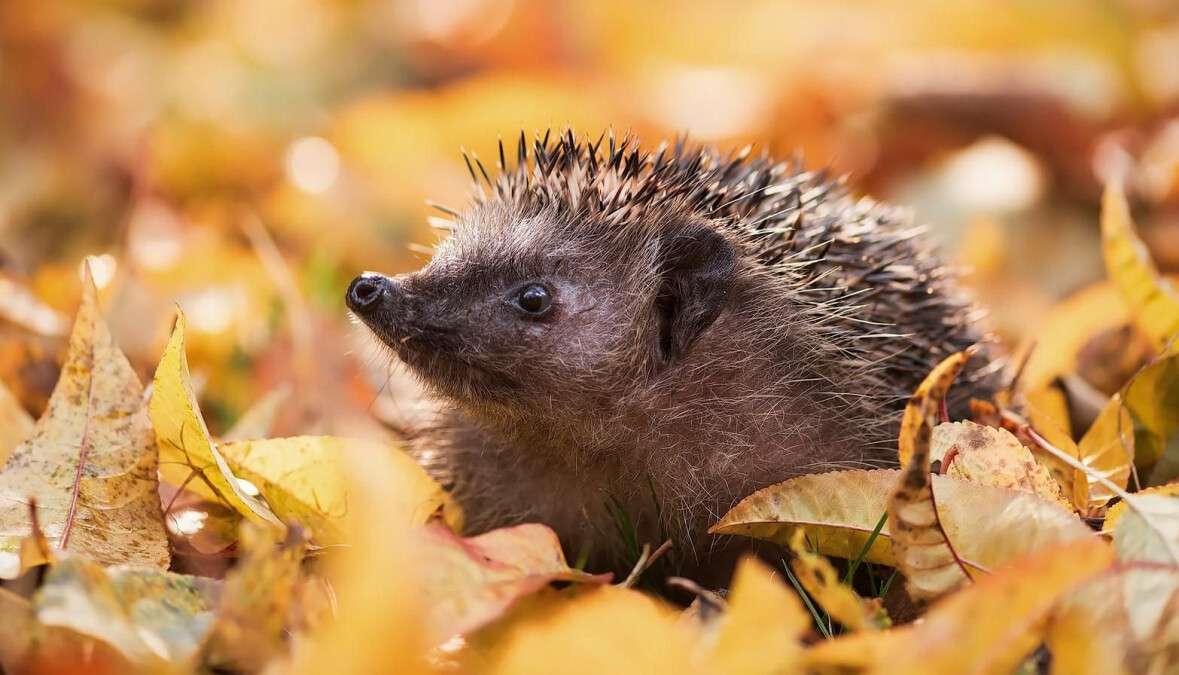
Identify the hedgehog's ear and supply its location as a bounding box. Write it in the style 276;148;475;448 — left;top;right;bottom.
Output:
654;224;736;364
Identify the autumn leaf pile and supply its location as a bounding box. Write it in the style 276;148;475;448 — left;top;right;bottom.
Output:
0;180;1176;675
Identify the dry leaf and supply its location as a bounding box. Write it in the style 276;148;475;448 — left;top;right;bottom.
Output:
150;310;283;530
1024;395;1089;510
0;376;33;466
34;555;218;668
699;556;808;674
1101;181;1179;351
0;585;130;675
419;522;611;643
219;436;460;545
1019;282;1133;393
932;420;1069;507
0;266;169;576
873;538;1115;675
787;530;880;632
889;351;973;601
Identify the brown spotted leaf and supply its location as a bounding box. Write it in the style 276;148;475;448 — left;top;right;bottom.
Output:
932;420;1069;507
0;266;169;576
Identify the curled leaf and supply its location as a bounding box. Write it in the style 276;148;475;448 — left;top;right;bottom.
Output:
1122;343;1179;484
1076;393;1135;514
889;351;973;601
0;267;169;575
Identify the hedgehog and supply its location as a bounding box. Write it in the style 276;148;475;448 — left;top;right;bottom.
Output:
346;130;1003;574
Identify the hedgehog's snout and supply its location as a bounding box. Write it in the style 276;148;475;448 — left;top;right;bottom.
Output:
346;272;416;340
346;272;394;313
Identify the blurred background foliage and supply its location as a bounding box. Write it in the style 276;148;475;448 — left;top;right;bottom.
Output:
1;0;1178;436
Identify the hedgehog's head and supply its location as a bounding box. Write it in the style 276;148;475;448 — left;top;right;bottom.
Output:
347;196;738;428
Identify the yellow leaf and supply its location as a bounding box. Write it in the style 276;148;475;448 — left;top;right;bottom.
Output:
876;538;1115;675
802;628;908;673
476;584;693;675
1076;393;1134;514
0;275;69;337
219;436;460;545
787;530;880;632
933;421;1069;507
1101;181;1179;351
0;265;169;575
202;523;307;672
149;311;282;530
890;351;973;601
712;469;1092;574
0;376;32;466
700;556;808;674
418;522;610;643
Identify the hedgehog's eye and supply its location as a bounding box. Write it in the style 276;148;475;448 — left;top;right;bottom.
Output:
512;283;553;316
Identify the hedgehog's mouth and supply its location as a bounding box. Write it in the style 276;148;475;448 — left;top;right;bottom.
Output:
346;272;518;398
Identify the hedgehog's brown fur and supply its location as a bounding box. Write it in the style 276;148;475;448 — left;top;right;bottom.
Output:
348;130;1003;575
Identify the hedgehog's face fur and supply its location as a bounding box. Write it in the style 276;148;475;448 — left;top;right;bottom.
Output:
347;199;737;431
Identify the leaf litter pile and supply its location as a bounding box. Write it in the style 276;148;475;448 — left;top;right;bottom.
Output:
0;183;1176;675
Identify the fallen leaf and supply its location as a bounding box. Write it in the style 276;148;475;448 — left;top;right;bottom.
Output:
0;376;33;466
419;522;611;643
889;351;973;601
932;420;1069;507
1024;396;1089;510
201;523;307;672
0;585;130;675
150;310;283;530
802;627;909;673
219;436;460;545
875;538;1115;675
699;556;808;674
711;469;1091;574
34;555;218;668
0;266;169;575
1101;181;1179;351
787;530;880;632
1019;282;1133;393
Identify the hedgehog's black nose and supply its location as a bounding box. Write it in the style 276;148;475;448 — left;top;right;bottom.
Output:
347;273;392;313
